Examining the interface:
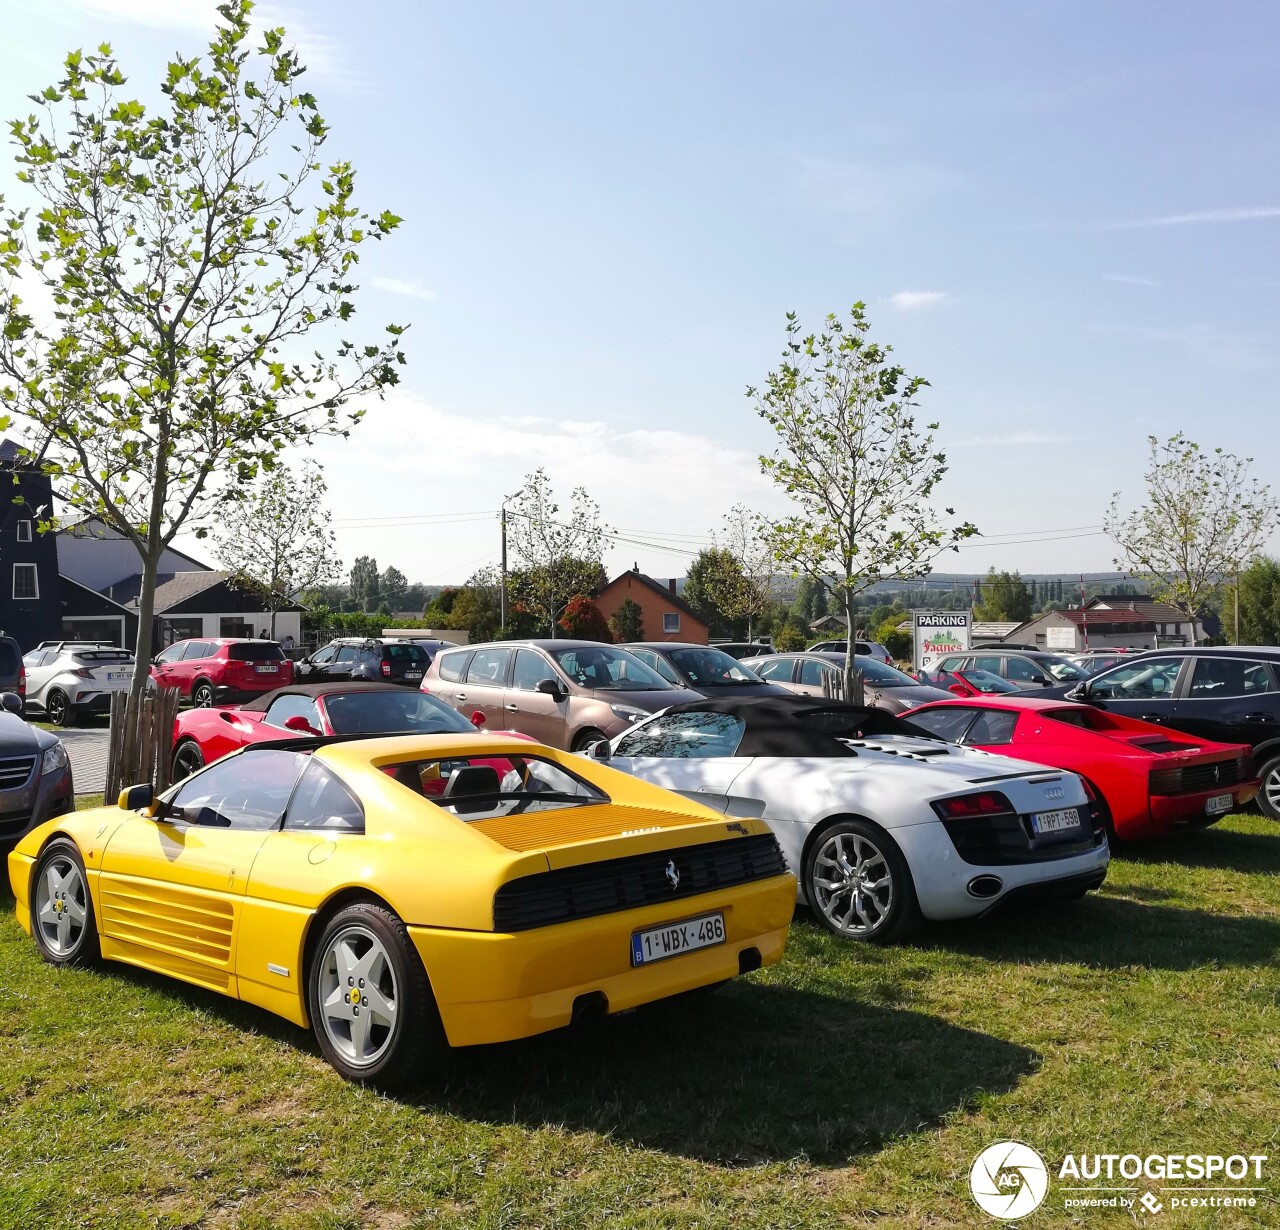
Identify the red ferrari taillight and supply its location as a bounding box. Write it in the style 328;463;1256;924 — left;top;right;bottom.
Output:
932;791;1014;819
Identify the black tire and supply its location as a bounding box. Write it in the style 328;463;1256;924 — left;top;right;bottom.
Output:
171;739;206;782
571;728;608;753
306;901;445;1087
1258;755;1280;822
191;680;216;709
46;688;74;727
802;817;922;944
30;838;100;966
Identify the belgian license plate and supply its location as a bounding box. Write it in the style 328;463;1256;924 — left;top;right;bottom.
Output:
1032;807;1080;835
631;912;725;966
107;671;132;682
255;664;278;673
405;671;423;680
1206;792;1233;816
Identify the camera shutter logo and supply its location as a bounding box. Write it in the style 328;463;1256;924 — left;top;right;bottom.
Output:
969;1141;1049;1219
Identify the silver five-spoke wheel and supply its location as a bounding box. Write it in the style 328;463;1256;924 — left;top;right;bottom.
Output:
317;924;400;1069
1260;756;1280;823
812;830;894;937
35;852;89;957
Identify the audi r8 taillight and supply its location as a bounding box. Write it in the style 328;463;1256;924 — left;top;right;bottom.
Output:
931;791;1015;820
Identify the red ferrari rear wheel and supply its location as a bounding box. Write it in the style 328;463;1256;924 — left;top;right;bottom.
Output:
171;739;206;783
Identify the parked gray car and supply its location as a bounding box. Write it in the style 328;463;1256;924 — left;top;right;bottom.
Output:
23;641;135;725
0;692;75;848
622;642;793;698
742;651;953;714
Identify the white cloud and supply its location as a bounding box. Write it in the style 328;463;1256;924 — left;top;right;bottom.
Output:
371;276;437;302
1103;273;1158;287
57;0;367;92
889;290;945;311
1101;206;1280;230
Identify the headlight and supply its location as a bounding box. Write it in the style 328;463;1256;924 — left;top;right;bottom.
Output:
609;704;647;723
41;742;69;774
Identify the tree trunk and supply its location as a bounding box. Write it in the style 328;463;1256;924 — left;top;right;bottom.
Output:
843;591;865;707
128;545;161;710
269;607;277;639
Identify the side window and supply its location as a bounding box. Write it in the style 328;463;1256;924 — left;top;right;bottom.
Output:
971;656;1002;673
264;694;322;731
905;708;978;742
1089;657;1185;700
937;656;966;672
284;761;364;832
1187;658;1276;698
155;643;186;665
615;712;746;758
167;750;308;829
755;658;795;682
466;647;511;686
335;646;359;664
964;709;1018;745
511;649;553;692
310;646;337;665
23;649;50;667
1004;657;1045;683
437;650;472;682
633;650;680;685
799;658;830;686
183;641;213;661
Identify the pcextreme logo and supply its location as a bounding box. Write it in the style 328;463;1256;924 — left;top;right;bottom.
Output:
969;1143;1269;1219
969;1141;1050;1219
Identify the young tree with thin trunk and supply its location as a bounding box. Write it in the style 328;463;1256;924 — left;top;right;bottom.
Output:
506;468;609;636
213;463;340;638
1106;434;1280;637
715;503;773;639
349;556;379;612
750;304;977;701
0;2;405;706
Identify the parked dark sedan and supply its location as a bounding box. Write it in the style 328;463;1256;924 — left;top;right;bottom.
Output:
296;637;429;687
621;643;793;698
0;693;74;848
1039;646;1280;821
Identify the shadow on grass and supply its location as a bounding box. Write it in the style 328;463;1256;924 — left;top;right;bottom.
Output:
921;893;1280;970
421;980;1037;1165
1113;823;1280;875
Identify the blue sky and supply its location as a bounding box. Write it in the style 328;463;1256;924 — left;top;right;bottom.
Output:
4;1;1279;585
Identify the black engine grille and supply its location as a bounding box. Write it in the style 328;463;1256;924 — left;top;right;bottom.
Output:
1151;759;1243;795
493;834;789;932
0;756;36;791
939;808;1105;867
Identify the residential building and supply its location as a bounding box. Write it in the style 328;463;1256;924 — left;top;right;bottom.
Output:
593;569;709;644
0;440;62;648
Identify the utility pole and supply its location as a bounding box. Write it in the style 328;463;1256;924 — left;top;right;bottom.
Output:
499;505;508;632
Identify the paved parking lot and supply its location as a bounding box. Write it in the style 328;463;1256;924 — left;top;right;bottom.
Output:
58;725;110;796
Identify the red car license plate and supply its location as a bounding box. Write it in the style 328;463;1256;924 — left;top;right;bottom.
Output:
255;664;278;673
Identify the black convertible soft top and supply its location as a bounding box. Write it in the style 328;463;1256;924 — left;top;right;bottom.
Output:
661;695;933;758
238;681;408;713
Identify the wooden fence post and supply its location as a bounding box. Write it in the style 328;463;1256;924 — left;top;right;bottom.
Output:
105;687;181;801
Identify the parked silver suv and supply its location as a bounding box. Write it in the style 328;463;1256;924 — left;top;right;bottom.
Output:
23;641;136;725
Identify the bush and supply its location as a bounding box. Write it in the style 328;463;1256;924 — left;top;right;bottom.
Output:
559;595;613;641
773;627;807;652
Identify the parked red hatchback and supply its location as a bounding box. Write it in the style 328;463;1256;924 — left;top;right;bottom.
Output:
150;638;293;707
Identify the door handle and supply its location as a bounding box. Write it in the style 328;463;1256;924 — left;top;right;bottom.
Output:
1139;713;1165;722
505;704;519;712
456;691;467;701
1245;713;1276;723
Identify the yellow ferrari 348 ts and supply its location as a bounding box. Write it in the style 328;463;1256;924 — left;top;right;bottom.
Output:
8;733;795;1085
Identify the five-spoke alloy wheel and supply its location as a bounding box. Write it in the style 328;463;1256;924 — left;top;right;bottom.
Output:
191;681;216;708
32;838;99;966
307;902;443;1086
170;739;206;783
803;818;920;943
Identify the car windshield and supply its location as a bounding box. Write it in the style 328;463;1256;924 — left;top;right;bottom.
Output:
824;655;919;687
550;646;670;691
1040;655;1089;681
666;647;765;686
322;690;476;735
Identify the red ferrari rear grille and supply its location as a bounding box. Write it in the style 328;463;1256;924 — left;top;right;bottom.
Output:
1150;757;1246;795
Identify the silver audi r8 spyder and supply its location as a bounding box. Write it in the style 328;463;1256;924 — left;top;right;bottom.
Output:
589;695;1110;943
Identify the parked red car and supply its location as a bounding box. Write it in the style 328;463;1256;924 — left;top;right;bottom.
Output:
916;667;1019;698
169;681;528;780
904;695;1259;841
150;637;294;708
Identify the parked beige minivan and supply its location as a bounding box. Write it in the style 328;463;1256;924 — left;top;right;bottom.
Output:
421;639;700;750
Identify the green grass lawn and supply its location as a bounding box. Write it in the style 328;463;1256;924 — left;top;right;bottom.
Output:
2;813;1278;1228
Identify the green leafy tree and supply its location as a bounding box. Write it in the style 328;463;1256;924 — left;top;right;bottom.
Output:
213;462;341;639
558;595;612;641
422;586;458;626
608;597;645;642
1229;556;1280;645
349;556;379;612
379;566;408;612
681;547;745;636
1106;434;1280;633
715;503;773;638
974;568;1032;623
446;567;504;643
0;2;405;706
750;304;976;700
506;468;609;636
773;626;807;652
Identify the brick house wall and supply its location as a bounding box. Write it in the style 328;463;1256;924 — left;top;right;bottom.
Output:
594;570;709;644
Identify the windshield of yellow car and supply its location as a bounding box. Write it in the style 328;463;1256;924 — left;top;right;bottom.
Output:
383;752;609;821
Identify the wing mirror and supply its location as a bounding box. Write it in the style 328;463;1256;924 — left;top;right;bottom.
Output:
470;709;487;728
1064;683;1088;702
586;739;612;761
948;683;968;696
1;691;22;714
535;677;565;698
118;783;154;812
283;714;321;735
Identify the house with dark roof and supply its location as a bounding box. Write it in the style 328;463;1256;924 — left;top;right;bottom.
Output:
1000;602;1179;653
0;440;63;649
593;568;709;644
